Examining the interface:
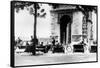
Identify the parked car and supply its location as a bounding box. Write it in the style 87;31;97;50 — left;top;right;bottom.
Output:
45;44;52;51
73;45;84;52
90;41;97;53
73;41;87;53
16;41;26;49
52;44;64;53
90;46;97;53
36;45;48;53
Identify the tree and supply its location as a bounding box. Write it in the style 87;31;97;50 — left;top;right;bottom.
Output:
13;1;46;55
76;5;97;21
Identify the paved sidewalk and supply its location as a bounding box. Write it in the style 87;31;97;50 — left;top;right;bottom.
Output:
15;50;97;66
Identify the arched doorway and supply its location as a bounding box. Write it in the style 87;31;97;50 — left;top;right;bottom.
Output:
60;15;71;44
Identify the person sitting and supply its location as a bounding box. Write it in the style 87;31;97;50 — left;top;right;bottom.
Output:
40;42;44;46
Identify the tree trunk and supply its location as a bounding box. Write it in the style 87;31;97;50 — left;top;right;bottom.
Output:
32;3;38;55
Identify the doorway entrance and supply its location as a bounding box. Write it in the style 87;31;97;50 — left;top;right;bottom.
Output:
60;15;71;44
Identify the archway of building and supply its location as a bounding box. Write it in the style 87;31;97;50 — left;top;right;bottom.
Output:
60;15;71;45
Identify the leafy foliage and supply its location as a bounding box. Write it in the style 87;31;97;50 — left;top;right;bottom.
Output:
76;5;97;15
49;3;59;9
13;1;46;17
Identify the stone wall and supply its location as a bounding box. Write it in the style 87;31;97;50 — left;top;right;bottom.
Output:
50;12;60;42
71;11;84;42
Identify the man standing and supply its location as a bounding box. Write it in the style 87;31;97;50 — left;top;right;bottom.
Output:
52;37;55;46
30;36;38;55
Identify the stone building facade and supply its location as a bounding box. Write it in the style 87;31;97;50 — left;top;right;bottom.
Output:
50;5;97;47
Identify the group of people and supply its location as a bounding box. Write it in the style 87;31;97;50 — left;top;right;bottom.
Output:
15;36;61;54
